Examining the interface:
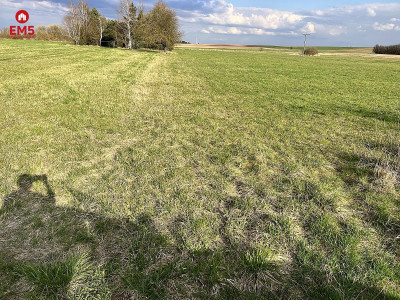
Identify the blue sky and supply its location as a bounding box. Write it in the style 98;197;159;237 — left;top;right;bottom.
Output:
1;0;400;46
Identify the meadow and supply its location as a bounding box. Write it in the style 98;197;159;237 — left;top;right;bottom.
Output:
0;40;399;299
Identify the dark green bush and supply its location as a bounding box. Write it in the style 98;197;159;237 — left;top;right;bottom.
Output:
373;44;400;55
303;47;319;56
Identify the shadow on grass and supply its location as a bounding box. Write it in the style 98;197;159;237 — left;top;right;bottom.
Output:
292;241;400;300
332;104;400;124
334;149;400;239
0;174;130;298
0;174;281;299
1;174;398;299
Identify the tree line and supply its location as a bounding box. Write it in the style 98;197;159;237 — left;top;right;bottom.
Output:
373;44;400;55
0;0;182;51
63;0;182;50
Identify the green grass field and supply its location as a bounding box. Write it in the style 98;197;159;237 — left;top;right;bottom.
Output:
0;40;399;299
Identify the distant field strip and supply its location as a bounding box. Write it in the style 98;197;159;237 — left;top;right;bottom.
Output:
0;40;399;299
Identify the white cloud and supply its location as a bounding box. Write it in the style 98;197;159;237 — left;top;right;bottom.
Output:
205;26;277;36
0;0;67;11
308;23;346;36
201;4;304;30
367;7;376;17
309;3;400;17
326;26;346;36
390;18;400;22
373;22;395;31
302;22;315;34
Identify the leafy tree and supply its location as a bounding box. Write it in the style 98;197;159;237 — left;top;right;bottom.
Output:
373;44;400;55
35;25;66;41
47;25;65;40
87;8;106;46
140;1;182;51
103;20;118;47
102;20;125;48
62;0;182;50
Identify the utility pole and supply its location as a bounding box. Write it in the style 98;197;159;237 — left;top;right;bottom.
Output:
302;33;310;54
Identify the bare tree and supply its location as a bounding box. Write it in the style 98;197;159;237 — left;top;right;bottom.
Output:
77;1;90;25
77;1;90;44
62;0;90;45
117;0;136;49
63;1;82;45
99;15;106;46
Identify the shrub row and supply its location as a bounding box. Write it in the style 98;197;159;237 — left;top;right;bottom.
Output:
373;44;400;55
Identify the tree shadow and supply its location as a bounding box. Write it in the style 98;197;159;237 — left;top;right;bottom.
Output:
0;174;165;299
0;174;281;299
291;240;399;300
327;103;400;125
333;149;400;241
1;174;398;299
